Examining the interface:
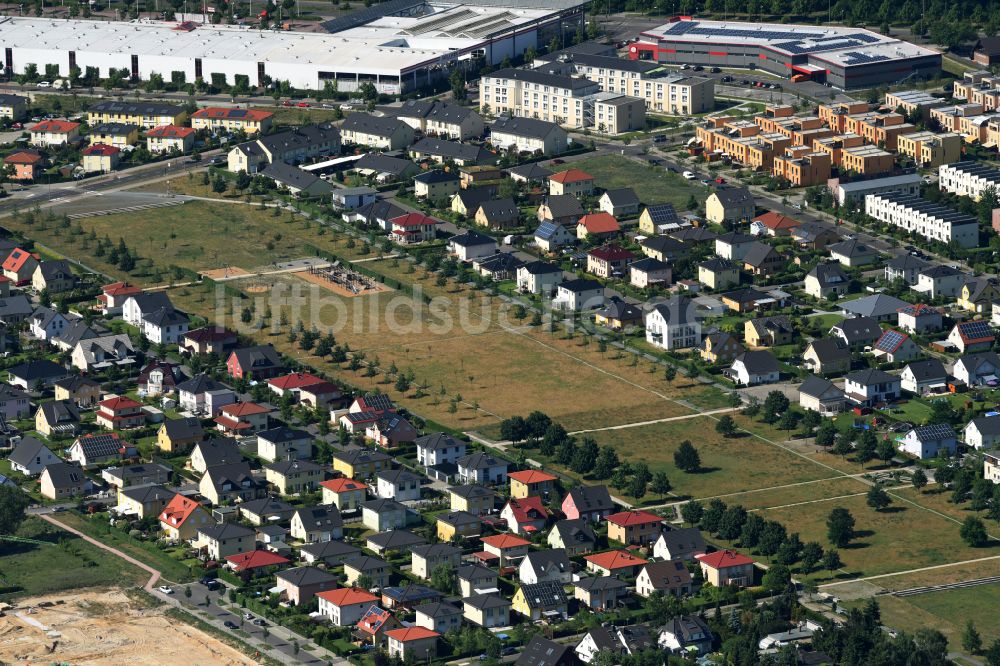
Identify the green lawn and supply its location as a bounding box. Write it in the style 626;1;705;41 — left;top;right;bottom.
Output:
566;154;705;210
587;417;836;501
854;583;1000;651
758;493;999;580
54;512;198;583
0;517;146;600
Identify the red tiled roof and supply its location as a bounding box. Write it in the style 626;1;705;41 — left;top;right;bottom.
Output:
386;627;440;642
503;496;549;522
192;107;273;122
268;372;325;390
83;143;121;156
356;606;394;635
549;168;593;184
577;213;620;234
585;550;648;570
508;470;558;484
696;549;754;569
606;510;663;527
754;211;800;230
480;533;531;549
220;401;270;417
3;248;38;272
316;588;379;607
320;478;368;493
588;244;634;262
390;212;439;228
31;119;80;134
225;549;290;572
103;281;142;297
99;396;142;411
159;493;204;527
146;125;196;138
4;150;43;165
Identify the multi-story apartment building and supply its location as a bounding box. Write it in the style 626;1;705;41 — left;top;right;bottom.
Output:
930;103;984;132
812;133;865;166
841;145;894;176
592;93;647;133
843;111;915;150
773;150;831;187
895;131;961;167
884;90;945;119
938;161;1000;201
952;71;1000;111
957;113;1000;144
479;68;599;128
534;53;714;115
818;101;871;133
865;193;980;248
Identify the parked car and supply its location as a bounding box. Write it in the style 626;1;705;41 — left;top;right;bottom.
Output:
157;586;174;594
710;66;721;73
653;134;667;143
243;612;254;621
36;81;51;88
200;577;221;591
252;618;268;626
682;171;697;180
224;620;238;630
296;102;310;107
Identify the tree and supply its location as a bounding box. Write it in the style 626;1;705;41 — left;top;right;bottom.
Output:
815;421;837;447
700;499;727;534
739;514;765;549
876;439;895;466
500;416;528;445
822;549;842;572
650;472;672;500
663;365;677;382
449;68;467;101
758;521;787;558
627;474;648;501
832;433;854;459
718;505;748;541
0;486;29;535
680;500;703;526
356;574;373;591
866;486;891;512
855;431;877;468
801;542;823;573
673;440;701;473
592;446;619;479
963;621;983;655
430;563;456;593
961;516;989;547
571;437;599;475
826;507;856;548
715;415;738;438
762;563;791;592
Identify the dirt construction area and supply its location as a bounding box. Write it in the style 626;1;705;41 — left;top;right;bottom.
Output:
0;588;254;665
201;266;252;280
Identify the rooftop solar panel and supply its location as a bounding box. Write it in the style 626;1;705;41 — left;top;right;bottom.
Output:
875;329;906;352
959;320;993;340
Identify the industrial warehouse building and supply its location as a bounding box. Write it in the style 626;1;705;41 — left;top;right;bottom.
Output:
0;0;584;95
628;18;940;89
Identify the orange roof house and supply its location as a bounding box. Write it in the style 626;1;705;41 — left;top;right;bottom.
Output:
479;533;531;565
225;549;290;573
696;549;755;588
98;281;142;310
549;169;595;196
752;211;801;236
215;401;271;434
2;248;40;283
268;372;326;392
500;496;549;534
320;477;369;510
606;510;663;546
549;169;594;184
577;212;621;239
386;627;441;658
355;605;401;644
508;469;558;499
4;149;44;181
317;588;380;625
190;107;273;133
159;493;212;541
585;550;648;576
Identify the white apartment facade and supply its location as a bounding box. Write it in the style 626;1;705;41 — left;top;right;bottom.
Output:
864;192;979;248
938;161;1000;201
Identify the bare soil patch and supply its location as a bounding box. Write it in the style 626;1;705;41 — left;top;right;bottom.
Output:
0;588;254;666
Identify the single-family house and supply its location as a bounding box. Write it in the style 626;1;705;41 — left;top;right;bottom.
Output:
844;368;901;406
636;560;692;598
457;564;498;598
805;262;850;300
953;352;1000;386
658;616;714;655
35;399;80;438
829;238;878;267
696;550;754;587
573;576;628;611
411;543;462;580
600;188;640;218
457;451;508;485
519;549;572;585
265;459;324;495
463;594;511;629
872;329;920;364
802;338;851;375
606;510;662;546
376;468;422;502
547;518;597;556
189;437;244;475
67;432;135;468
727;350;780;386
900;358;948;395
448;484;496;514
362;498;408;532
898;303;943;334
652;527;707;561
290;506;343;543
200;462;267;505
963;416;1000;450
275;566;338;606
899;424;958;459
830;316;882;350
501;496;549;534
8;437;60;476
948;320;995;353
562;485;614;522
697;258;740;291
745;315;794;347
317;588;381;627
585;550;648;578
39;462;86;500
320;477;368;511
705;187;754;225
512;582;568;621
159;493;214;542
798;375;847;415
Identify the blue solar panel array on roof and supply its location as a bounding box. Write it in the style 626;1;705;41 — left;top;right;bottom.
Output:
875;330;906;352
840;51;890;65
959;320;993;340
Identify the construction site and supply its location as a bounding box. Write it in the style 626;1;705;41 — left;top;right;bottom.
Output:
0;588;254;665
295;261;391;297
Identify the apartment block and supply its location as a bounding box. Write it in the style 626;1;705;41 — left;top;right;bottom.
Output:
812;133;865;166
773;150;831;186
884;90;945;119
844;112;915;150
959;114;1000;144
930;104;984;132
818;101;871;133
864;193;980;248
953;71;1000;111
895;131;962;167
938;161;1000;201
536;54;715;116
593;93;647;133
841;145;894;176
480;68;599;128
